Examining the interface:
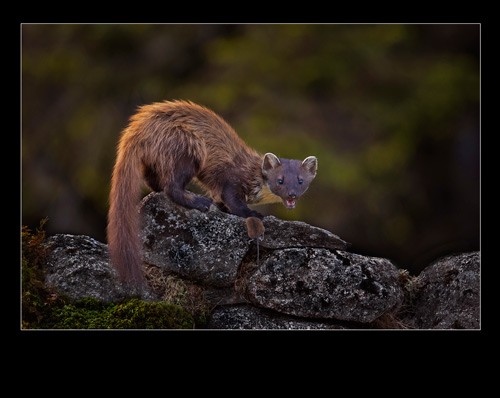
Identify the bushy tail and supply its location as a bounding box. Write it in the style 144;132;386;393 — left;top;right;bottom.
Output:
107;145;144;288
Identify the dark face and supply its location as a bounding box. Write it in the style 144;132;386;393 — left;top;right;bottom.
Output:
262;153;318;209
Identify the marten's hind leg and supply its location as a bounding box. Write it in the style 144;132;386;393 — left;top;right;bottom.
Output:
165;156;213;212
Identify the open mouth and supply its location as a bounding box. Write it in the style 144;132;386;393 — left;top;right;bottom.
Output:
284;198;296;209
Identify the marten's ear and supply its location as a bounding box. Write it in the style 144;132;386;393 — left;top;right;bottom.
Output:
262;153;281;175
302;156;318;177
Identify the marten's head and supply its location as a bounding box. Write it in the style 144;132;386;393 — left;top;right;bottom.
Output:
262;153;318;209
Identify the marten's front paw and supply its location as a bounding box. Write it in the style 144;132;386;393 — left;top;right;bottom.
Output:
245;216;265;239
193;196;213;212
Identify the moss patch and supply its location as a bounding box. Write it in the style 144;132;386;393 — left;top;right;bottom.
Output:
42;297;194;329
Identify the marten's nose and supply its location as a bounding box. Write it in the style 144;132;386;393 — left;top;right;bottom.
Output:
288;193;297;199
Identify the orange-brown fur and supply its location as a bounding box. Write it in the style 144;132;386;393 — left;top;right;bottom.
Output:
108;100;317;287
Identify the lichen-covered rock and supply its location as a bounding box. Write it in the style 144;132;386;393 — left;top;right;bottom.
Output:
38;194;478;329
140;193;250;287
243;249;404;323
257;216;349;250
139;192;348;287
403;252;480;329
44;234;154;301
206;304;357;329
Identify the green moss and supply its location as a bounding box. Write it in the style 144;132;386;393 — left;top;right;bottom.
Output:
22;220;197;329
43;298;194;329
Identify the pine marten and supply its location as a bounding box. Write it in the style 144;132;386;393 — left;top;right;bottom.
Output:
107;100;318;287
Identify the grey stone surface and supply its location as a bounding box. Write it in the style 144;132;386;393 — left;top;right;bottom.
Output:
258;216;349;250
206;304;357;330
140;193;250;287
243;248;404;323
43;234;137;302
402;252;480;329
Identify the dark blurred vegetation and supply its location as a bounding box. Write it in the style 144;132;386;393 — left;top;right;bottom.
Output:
22;24;479;274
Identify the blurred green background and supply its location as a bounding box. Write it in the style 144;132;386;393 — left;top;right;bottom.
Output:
21;24;479;274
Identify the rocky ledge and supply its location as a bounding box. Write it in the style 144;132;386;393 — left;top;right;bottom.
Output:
42;192;480;329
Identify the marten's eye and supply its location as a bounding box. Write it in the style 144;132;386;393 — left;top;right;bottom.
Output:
277;178;284;185
298;177;303;185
